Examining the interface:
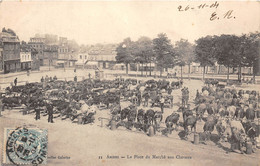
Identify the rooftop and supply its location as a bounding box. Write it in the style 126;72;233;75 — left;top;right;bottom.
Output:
0;32;20;43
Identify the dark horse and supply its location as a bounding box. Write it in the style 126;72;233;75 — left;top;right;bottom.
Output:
165;113;180;135
144;109;155;132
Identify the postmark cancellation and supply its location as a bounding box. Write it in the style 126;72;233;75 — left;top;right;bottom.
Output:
3;127;48;165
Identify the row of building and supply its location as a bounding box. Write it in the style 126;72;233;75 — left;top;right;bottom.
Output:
0;28;120;73
0;30;38;73
0;28;259;75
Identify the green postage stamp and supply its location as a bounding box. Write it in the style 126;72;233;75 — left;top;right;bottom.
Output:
3;127;48;165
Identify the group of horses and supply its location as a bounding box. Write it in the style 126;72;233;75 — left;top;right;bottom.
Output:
107;80;260;154
2;76;259;153
190;85;260;152
110;104;163;132
1;79;121;124
1;78;180;125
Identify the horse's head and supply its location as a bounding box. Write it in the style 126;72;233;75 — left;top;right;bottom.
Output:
121;108;129;120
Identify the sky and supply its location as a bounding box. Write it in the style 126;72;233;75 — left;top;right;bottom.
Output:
0;1;259;45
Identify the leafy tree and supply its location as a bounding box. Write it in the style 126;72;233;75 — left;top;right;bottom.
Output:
195;36;216;80
153;33;175;77
242;32;260;82
213;33;259;82
174;39;195;80
134;36;154;76
115;38;135;74
214;35;241;82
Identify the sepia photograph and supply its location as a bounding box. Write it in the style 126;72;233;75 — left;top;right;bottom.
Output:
0;0;259;166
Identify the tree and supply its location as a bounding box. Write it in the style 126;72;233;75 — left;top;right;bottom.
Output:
195;36;216;80
115;38;135;74
242;32;260;83
174;39;195;80
153;33;175;77
214;35;241;82
134;36;154;77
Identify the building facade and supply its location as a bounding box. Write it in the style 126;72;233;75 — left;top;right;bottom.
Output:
0;31;21;73
75;52;88;68
86;44;117;69
43;45;58;67
20;51;31;70
56;37;70;68
31;48;40;70
28;37;45;66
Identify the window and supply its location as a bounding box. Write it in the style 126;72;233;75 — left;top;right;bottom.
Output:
85;55;87;59
80;55;82;59
28;55;29;60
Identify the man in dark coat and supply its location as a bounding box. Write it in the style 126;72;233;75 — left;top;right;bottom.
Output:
14;78;17;86
35;105;41;120
46;101;54;123
41;76;44;83
137;91;141;106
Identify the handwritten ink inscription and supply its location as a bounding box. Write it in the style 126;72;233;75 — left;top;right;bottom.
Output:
177;1;236;21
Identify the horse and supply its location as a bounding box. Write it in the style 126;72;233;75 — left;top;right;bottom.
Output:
165;113;180;135
216;118;232;142
154;111;163;132
126;105;137;129
183;115;197;137
137;109;146;131
203;115;218;141
195;103;207;121
144;109;155;130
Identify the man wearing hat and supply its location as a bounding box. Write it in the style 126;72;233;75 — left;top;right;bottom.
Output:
35;102;41;120
159;95;165;113
46;100;54;123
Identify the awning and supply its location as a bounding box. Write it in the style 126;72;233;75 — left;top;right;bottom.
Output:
56;60;65;64
21;60;32;63
114;63;125;67
86;61;98;66
75;60;88;65
75;62;84;65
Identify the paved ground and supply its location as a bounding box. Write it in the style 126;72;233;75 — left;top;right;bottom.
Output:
1;67;260;89
0;68;260;166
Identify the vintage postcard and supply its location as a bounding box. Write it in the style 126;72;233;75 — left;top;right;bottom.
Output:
0;0;259;166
